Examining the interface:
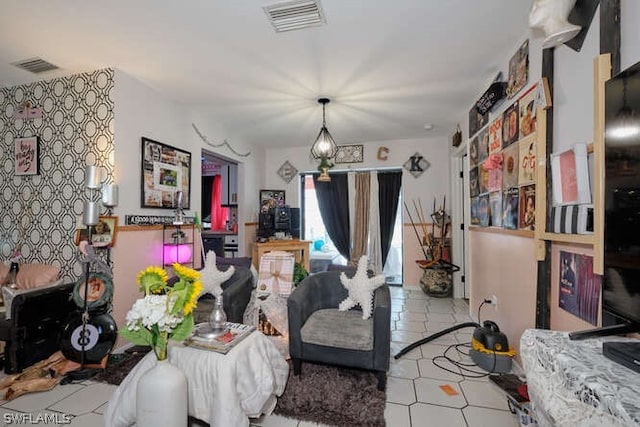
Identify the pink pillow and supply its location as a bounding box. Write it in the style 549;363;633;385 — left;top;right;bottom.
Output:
0;263;61;290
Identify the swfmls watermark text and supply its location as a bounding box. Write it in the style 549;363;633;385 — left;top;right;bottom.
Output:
3;413;72;424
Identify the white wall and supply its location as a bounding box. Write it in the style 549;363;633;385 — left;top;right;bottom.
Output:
265;138;450;209
266;137;451;285
112;70;264;255
622;0;640;70
112;69;193;217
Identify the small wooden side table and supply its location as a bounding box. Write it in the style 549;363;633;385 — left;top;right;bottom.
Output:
252;239;312;272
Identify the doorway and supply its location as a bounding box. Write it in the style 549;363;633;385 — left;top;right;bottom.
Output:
450;147;470;298
300;172;403;285
201;149;239;257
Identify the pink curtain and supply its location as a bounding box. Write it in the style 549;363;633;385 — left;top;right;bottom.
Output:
211;175;228;230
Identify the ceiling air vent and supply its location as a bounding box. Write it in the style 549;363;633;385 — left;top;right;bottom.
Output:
12;57;60;74
264;0;327;33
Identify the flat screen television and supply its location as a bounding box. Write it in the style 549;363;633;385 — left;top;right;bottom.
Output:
569;60;640;340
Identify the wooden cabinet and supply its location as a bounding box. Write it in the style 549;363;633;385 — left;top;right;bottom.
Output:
220;164;238;207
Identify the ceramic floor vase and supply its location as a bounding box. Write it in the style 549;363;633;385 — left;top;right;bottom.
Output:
136;358;188;427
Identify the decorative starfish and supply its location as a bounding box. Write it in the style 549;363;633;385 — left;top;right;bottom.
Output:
199;251;235;297
338;255;386;319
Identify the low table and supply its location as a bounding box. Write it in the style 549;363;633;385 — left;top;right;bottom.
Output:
105;331;289;427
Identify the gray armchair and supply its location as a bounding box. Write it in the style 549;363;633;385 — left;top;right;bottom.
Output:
288;271;391;390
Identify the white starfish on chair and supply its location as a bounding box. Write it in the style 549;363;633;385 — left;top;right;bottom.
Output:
200;251;235;297
339;255;386;319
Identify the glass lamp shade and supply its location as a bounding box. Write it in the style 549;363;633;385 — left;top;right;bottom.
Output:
311;126;338;159
163;244;192;265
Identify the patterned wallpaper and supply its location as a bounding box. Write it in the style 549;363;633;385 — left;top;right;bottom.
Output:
0;69;115;281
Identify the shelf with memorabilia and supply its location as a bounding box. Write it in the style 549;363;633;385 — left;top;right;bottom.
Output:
533;54;609;275
162;224;195;269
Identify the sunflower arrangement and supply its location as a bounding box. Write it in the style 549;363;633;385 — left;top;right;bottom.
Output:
120;264;202;360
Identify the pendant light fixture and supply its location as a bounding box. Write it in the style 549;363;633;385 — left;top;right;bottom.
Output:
311;98;338;160
311;98;337;182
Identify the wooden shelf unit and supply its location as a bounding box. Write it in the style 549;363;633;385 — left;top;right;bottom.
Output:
533;54;610;275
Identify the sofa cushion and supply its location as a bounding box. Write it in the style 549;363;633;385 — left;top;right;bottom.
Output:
301;308;373;351
0;263;61;290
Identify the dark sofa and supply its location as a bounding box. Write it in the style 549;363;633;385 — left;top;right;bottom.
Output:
0;282;76;373
170;264;254;324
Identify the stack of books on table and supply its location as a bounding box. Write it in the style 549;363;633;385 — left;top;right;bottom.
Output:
186;322;256;354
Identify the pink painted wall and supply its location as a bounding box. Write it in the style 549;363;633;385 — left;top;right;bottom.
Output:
112;226;202;349
469;230;537;358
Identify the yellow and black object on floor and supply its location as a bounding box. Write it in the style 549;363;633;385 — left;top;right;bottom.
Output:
470;321;516;373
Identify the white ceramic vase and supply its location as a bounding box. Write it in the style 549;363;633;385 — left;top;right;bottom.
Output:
136;358;188;427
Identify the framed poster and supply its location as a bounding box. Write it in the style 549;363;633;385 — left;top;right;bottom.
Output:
14;136;39;176
477;127;490;164
259;189;285;213
74;216;119;247
559;251;601;325
502;101;520;148
469;104;489;138
507;39;529;98
488;116;503;155
518;83;538;139
489;191;503;227
502;143;519;189
519;184;536;231
141;137;191;209
551;143;591;206
518;135;536;185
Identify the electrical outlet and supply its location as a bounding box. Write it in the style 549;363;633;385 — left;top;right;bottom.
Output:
489;295;498;311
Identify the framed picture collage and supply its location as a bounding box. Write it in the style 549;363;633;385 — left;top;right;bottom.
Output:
469;81;540;231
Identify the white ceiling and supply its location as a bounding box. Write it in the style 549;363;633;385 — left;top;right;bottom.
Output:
0;0;534;149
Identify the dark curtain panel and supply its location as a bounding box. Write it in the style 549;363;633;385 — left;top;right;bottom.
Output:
378;171;402;267
313;172;351;260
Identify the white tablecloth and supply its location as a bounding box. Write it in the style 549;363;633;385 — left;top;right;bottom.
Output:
105;331;289;427
521;329;640;427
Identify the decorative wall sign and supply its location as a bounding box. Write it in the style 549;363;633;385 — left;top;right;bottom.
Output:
14;136;39;176
403;152;430;178
277;161;298;183
476;74;508;115
377;146;389;161
141;137;192;209
335;144;364;163
125;215;192;225
507;39;530;99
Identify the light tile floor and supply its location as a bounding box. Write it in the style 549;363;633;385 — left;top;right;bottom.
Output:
0;284;520;426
